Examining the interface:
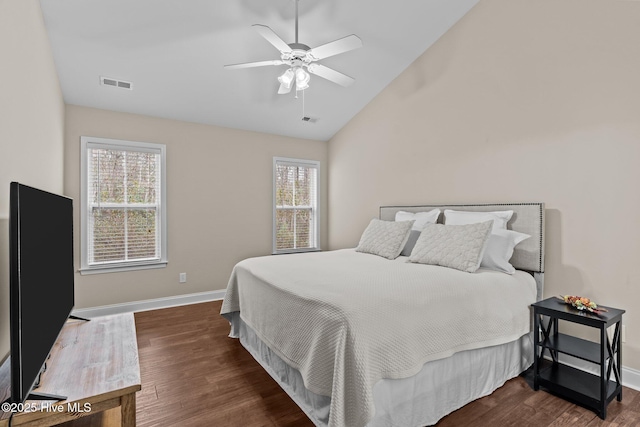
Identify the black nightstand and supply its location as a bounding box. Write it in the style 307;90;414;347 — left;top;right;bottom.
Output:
531;297;625;419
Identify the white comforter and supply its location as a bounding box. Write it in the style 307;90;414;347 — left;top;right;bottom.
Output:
220;249;536;427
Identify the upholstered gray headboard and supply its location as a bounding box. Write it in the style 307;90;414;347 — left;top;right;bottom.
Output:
380;203;545;299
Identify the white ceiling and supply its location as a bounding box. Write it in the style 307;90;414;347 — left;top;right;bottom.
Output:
39;0;479;141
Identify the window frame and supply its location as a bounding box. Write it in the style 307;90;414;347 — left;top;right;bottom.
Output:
80;136;167;274
272;157;321;255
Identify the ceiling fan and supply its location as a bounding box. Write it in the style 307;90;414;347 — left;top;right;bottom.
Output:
224;0;362;95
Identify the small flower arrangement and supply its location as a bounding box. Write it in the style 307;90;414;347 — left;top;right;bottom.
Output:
558;295;608;314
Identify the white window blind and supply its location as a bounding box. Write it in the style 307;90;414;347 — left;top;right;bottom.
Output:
273;157;320;254
81;137;167;273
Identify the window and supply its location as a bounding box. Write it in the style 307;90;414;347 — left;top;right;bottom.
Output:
80;137;167;274
273;157;320;254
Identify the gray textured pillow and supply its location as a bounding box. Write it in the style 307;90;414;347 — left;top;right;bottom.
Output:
356;219;414;260
400;230;421;256
408;221;493;272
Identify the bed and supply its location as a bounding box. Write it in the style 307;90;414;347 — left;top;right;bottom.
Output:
220;203;545;427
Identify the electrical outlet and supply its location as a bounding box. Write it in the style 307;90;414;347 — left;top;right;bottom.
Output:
622;325;626;343
179;273;187;283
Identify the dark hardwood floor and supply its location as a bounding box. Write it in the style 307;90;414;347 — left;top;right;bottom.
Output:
134;301;640;427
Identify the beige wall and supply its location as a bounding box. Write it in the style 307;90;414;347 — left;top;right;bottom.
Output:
64;105;328;308
328;0;640;370
0;0;65;360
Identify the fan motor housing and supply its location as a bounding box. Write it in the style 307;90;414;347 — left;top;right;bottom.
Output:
288;42;311;51
282;47;314;66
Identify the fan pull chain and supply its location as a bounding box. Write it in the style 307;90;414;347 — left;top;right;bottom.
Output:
294;88;305;116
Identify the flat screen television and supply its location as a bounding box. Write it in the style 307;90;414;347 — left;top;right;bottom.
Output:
7;182;75;403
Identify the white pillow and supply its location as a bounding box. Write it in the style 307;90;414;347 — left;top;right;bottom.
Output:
444;209;514;232
395;209;441;231
356;219;414;260
481;229;530;274
395;209;441;256
408;221;493;273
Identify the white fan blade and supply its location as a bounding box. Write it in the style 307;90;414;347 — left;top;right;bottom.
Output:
224;60;285;70
307;34;362;60
278;82;293;94
252;24;292;54
307;63;355;87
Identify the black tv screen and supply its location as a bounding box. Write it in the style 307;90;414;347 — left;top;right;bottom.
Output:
9;182;74;403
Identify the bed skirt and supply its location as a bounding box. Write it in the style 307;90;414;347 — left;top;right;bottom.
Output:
225;312;533;427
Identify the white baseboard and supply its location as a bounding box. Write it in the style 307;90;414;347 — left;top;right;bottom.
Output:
624;365;640;391
547;353;640;392
72;290;226;318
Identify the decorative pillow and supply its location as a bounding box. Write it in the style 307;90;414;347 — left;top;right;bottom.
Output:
356;219;414;260
400;230;421;257
481;229;530;274
444;209;514;232
395;209;441;256
408;221;493;273
395;209;441;230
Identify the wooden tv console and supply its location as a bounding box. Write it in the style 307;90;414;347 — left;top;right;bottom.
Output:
0;313;141;427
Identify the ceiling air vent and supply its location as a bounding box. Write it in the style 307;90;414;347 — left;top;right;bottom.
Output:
100;76;133;90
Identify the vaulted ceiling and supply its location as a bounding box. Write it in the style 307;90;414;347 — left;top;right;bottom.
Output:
39;0;479;141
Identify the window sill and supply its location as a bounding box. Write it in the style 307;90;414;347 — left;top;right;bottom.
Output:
79;261;168;275
272;248;322;255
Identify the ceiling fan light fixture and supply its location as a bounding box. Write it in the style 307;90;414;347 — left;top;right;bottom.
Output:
295;67;310;90
278;68;295;89
224;0;362;96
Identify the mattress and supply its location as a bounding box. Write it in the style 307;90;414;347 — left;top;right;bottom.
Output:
221;249;537;427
